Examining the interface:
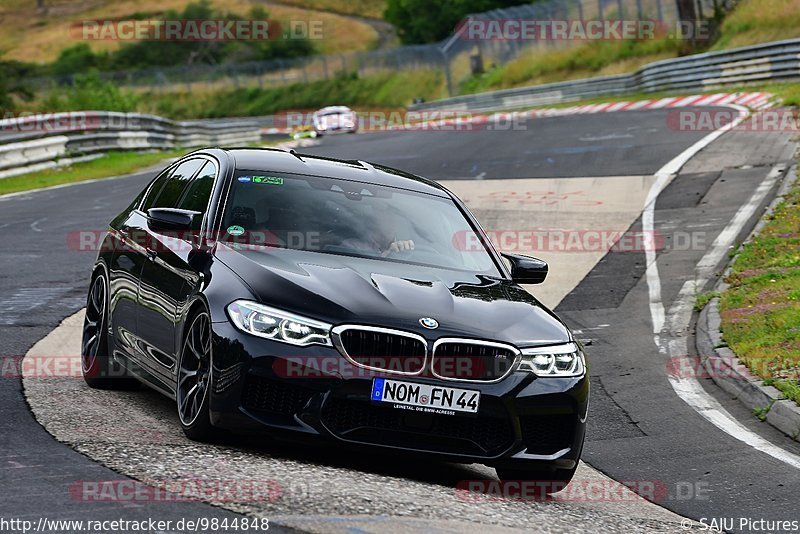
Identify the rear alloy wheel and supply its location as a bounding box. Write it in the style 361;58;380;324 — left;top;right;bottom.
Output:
177;310;216;441
81;273;138;389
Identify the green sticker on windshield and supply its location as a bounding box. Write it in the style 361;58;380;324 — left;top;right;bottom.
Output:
227;225;245;236
252;175;283;185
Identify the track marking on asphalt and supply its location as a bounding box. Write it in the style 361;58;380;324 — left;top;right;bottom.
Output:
643;105;800;469
30;217;46;232
0;287;73;326
643;104;750;336
441;175;657;309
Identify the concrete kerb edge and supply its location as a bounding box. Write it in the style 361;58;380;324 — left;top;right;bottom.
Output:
695;163;800;441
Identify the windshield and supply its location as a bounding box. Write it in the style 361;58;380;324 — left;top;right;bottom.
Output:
220;171;500;275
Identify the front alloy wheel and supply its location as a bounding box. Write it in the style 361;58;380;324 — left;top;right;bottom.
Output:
177;310;216;441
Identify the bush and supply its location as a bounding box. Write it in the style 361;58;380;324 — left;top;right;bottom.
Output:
0;61;37;113
52;44;111;77
41;72;139;112
147;70;444;118
48;1;314;74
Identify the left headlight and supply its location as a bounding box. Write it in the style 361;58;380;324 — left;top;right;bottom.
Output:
227;300;332;347
518;342;585;377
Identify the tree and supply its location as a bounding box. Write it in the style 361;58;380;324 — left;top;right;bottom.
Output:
0;61;35;113
385;0;531;44
676;0;698;21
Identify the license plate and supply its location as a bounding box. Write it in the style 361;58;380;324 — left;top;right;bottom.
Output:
371;378;480;415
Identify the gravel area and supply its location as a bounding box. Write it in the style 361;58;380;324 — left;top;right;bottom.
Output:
23;313;698;533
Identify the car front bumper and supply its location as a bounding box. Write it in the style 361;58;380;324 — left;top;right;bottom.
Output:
208;320;588;468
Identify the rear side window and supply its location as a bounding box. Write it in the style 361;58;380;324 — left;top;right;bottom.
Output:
178;161;217;230
145;159;206;211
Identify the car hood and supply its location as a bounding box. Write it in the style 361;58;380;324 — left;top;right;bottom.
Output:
215;243;570;346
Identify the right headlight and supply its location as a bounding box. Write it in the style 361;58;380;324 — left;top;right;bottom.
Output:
518;342;585;377
226;300;332;347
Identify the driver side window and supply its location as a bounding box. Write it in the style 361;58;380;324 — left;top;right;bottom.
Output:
177;161;217;231
140;166;174;212
148;159;206;210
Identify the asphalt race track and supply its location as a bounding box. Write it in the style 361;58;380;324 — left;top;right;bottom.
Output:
3;108;800;532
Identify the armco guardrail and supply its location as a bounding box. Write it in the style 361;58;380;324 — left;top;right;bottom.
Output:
410;73;636;112
410;38;800;112
0;112;287;178
0;112;274;144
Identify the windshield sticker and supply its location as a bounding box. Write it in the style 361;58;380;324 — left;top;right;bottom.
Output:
252;175;284;185
237;176;252;183
227;225;245;236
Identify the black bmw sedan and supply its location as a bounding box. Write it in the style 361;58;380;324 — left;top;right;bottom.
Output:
82;147;588;483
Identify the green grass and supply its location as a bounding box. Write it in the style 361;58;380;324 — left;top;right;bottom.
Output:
271;0;386;19
461;39;683;94
459;0;800;96
142;71;445;119
719;176;800;405
0;149;186;195
757;83;800;107
695;291;720;312
711;0;800;50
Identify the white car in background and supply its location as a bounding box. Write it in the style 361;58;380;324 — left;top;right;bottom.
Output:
313;106;358;136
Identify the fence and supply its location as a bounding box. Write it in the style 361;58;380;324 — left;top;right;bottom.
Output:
25;0;723;96
409;37;800;112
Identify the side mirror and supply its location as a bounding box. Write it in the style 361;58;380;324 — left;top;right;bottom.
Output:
147;208;200;232
502;253;548;284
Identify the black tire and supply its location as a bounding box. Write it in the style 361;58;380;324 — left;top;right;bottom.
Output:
177;309;216;441
81;272;139;390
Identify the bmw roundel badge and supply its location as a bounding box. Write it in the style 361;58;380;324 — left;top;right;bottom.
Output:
419;317;439;329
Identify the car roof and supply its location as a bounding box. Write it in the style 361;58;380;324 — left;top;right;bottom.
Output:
316;106;352;114
215;147;451;197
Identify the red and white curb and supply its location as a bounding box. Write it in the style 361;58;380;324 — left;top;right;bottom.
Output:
404;92;775;129
259;92;775;135
531;91;774;116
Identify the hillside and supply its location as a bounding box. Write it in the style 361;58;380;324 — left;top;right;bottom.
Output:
461;0;800;94
0;0;385;62
267;0;386;19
